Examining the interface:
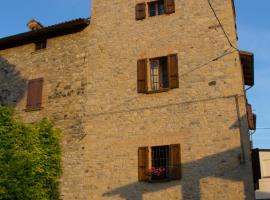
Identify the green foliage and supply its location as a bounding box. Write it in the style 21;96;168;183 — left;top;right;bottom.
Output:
0;106;61;200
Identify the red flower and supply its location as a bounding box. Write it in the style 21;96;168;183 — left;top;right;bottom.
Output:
145;167;166;177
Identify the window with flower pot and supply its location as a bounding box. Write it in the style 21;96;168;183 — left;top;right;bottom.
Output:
138;144;181;182
137;54;179;93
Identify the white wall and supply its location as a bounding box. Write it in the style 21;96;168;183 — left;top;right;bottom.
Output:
256;151;270;199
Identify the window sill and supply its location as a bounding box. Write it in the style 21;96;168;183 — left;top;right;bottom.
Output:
146;88;170;94
148;178;171;183
31;48;47;55
24;107;43;112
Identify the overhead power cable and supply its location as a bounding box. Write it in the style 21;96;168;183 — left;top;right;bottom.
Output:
256;128;270;130
207;0;239;51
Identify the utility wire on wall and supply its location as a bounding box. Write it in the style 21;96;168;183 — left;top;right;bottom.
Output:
207;0;239;51
100;0;244;115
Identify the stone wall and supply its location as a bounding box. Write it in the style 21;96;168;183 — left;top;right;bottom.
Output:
0;29;91;198
0;0;255;199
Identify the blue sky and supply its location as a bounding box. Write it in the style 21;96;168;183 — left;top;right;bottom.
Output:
0;1;269;148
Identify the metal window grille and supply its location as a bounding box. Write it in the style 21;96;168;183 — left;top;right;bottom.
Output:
151;145;170;180
150;60;160;90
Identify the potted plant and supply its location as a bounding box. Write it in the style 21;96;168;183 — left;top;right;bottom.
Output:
146;167;167;182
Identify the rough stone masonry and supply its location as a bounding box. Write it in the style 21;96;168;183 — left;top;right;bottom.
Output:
0;0;256;199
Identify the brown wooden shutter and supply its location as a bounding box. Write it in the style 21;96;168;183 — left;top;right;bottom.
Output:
170;144;181;180
138;146;149;181
164;0;175;14
247;104;254;130
135;3;146;20
252;114;257;130
137;59;148;93
26;78;44;110
251;148;261;190
168;54;179;89
240;51;254;86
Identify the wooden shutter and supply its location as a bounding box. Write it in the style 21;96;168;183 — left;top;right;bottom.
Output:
135;3;146;20
168;54;179;89
26;78;44;110
170;144;181;180
240;51;254;87
251;149;261;190
247;104;255;130
252;114;257;130
138;146;149;181
164;0;175;14
137;59;148;93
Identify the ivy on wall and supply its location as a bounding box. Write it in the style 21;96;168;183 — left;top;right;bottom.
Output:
0;106;61;200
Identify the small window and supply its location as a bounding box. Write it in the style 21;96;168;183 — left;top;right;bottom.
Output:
35;40;47;50
138;144;181;182
150;57;169;91
137;54;179;93
151;145;170;180
148;0;165;17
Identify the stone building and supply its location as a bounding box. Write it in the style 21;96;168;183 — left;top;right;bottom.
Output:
252;149;270;200
0;0;257;199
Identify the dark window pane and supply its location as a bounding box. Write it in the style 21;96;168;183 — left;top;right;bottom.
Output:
149;2;156;17
151;145;170;180
159;57;169;88
35;40;47;50
158;0;165;15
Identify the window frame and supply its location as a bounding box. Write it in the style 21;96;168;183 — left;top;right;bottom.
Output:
138;144;181;182
35;39;47;51
148;0;165;17
137;54;179;94
149;57;169;92
151;145;170;181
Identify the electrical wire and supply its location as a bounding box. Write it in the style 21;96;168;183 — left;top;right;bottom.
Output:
207;0;239;51
179;48;237;78
245;86;253;91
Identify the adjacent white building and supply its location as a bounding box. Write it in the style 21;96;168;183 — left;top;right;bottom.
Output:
254;149;270;200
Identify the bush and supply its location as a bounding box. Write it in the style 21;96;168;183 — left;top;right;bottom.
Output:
0;106;61;200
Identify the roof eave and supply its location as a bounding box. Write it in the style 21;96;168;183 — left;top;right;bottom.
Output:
0;18;90;51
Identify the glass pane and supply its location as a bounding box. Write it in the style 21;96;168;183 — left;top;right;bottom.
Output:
151;60;160;90
159;58;169;88
158;0;165;15
151;146;169;180
149;2;156;17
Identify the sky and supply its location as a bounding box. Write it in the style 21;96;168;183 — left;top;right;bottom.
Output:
0;1;269;148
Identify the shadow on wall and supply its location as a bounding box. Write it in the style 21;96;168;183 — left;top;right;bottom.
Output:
0;57;27;107
103;147;252;200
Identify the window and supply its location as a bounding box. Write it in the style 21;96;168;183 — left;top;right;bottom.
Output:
138;144;181;182
150;57;169;90
35;40;47;50
148;0;165;17
151;145;170;180
135;0;175;20
137;54;179;93
26;78;44;111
